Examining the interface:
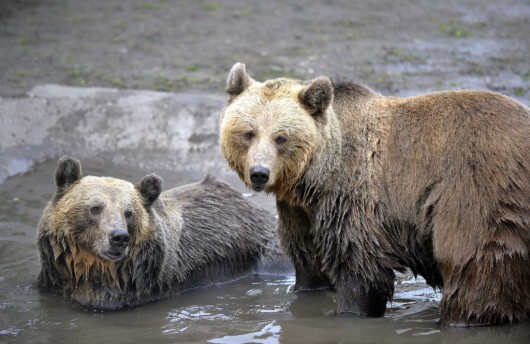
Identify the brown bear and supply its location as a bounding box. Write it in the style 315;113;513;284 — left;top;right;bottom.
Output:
219;62;530;326
37;156;292;310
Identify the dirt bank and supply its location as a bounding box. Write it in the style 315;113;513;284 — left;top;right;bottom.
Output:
0;0;529;183
1;0;529;101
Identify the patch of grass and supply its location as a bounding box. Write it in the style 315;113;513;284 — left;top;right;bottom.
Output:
186;64;199;72
376;74;387;84
359;66;375;74
334;19;362;28
373;72;394;90
111;35;126;43
387;48;425;63
523;71;530;81
345;31;363;40
140;0;169;11
62;55;77;64
103;76;127;88
15;70;27;78
198;1;224;11
17;36;34;45
233;8;252;17
114;20;126;30
152;72;205;91
467;61;484;75
9;69;29;88
140;2;162;11
514;88;525;96
176;75;201;84
310;21;324;34
438;18;472;38
65;15;92;25
153;73;176;91
432;80;445;91
474;21;487;30
319;35;331;42
66;68;87;87
15;79;28;88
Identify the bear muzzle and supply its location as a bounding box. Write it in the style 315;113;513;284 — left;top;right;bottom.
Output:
249;165;270;191
105;229;130;261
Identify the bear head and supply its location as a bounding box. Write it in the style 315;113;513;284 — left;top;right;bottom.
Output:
46;156;163;263
220;62;334;197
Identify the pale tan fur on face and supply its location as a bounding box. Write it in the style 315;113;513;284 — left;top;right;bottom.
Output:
38;176;153;291
221;79;320;195
46;177;151;259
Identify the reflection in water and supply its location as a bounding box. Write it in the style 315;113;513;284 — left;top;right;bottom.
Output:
1;160;530;343
209;321;281;344
164;305;234;335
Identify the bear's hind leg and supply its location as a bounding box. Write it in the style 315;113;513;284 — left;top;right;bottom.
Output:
440;243;530;326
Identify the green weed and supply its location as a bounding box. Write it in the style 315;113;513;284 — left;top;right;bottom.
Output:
199;2;224;11
438;19;471;38
67;68;87;87
514;88;525;96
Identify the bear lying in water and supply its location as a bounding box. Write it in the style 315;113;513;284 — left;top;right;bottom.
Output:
37;156;292;310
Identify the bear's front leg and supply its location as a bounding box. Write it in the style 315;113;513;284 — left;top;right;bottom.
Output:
294;261;331;291
277;200;332;291
334;269;394;317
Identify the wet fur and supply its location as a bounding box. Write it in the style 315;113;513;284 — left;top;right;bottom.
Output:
220;63;530;326
37;157;292;310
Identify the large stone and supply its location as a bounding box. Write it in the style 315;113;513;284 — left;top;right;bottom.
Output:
0;85;227;184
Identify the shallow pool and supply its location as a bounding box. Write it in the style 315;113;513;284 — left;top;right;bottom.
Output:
1;160;528;343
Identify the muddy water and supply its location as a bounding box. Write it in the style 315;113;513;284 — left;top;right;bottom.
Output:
1;160;529;344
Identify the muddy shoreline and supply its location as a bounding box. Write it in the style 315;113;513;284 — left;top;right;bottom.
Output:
1;0;529;183
1;0;529;99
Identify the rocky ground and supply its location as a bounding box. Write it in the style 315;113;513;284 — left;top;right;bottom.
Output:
0;0;529;182
1;0;529;100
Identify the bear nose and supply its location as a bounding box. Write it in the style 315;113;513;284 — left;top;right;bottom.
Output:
249;165;270;186
109;229;130;248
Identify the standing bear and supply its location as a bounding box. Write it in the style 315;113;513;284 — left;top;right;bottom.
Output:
219;62;530;326
37;156;292;310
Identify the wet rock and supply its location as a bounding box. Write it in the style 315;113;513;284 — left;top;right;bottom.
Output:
0;85;227;184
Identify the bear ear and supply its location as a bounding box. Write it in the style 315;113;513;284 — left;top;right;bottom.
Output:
298;76;334;123
55;155;83;197
226;62;253;99
136;174;163;207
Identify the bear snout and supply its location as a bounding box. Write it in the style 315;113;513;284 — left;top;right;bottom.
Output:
109;229;130;248
249;165;270;191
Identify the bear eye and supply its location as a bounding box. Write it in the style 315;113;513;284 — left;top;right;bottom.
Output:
243;131;255;141
124;210;133;219
274;135;287;145
90;206;103;215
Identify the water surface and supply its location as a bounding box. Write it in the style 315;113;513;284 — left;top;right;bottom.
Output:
1;160;528;343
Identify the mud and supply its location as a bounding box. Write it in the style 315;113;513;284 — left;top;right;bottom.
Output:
1;0;529;180
1;0;529;99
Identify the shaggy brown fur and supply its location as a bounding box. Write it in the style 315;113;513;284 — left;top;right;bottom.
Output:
219;62;530;326
37;156;292;310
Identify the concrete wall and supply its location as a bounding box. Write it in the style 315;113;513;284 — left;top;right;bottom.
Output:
0;85;228;184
